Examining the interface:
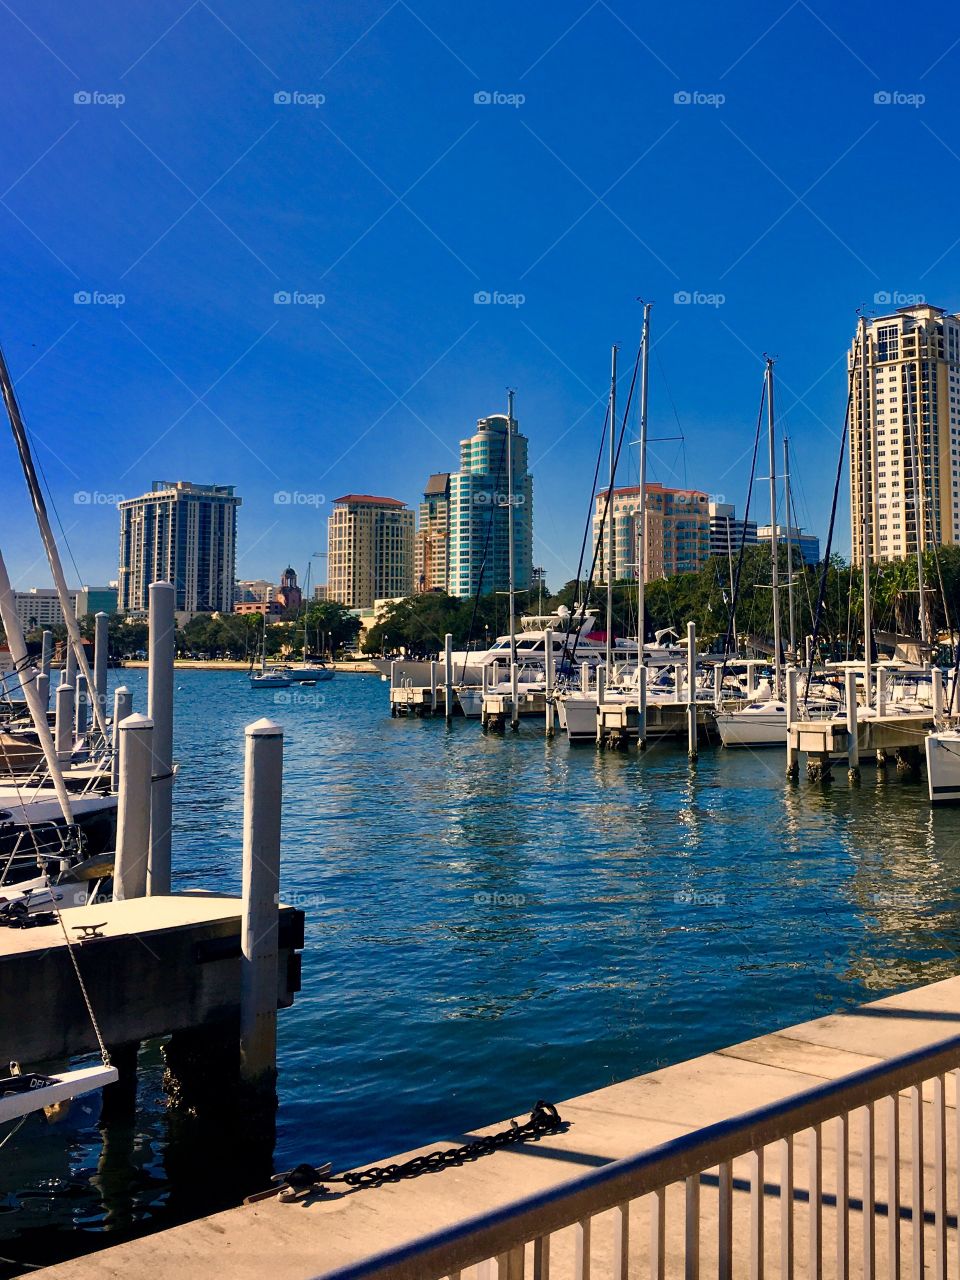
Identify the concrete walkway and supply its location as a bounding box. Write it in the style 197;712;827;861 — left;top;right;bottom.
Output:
34;975;960;1278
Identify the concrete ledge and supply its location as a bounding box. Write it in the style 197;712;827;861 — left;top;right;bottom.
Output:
33;975;960;1279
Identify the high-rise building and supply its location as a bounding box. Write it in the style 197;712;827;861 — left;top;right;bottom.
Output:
236;579;277;604
13;586;119;632
413;473;451;593
327;494;414;608
709;502;758;559
756;525;821;567
592;483;710;582
118;480;241;616
849;304;960;565
447;413;534;599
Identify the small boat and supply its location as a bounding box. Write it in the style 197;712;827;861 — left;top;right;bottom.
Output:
250;671;292;688
0;1062;119;1124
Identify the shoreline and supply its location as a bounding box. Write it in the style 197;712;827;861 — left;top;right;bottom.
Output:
118;659;380;673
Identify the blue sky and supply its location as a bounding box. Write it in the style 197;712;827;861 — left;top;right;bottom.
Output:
1;0;957;592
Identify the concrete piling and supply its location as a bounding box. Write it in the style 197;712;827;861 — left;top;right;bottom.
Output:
75;672;89;739
581;662;590;697
40;628;53;683
429;661;438;714
93;611;109;732
746;662;758;699
845;669;860;783
114;713;155;901
35;672;49;718
65;640;77;689
713;663;722;709
933;668;944;718
510;661;520;731
637;665;647;751
785;667;799;780
596;666;606;704
55;682;74;762
240;718;283;1099
686;622;698;761
544;628;555;737
876;668;887;718
111;686;132;790
148;581;175;896
444;633;453;724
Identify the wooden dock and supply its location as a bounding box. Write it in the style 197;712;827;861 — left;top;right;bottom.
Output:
0;893;303;1064
34;974;960;1279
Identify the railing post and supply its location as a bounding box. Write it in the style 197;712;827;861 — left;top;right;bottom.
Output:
147;581;175;895
240;717;283;1096
113;713;154;901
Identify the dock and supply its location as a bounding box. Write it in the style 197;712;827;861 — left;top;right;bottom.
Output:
34;974;960;1278
0;894;304;1063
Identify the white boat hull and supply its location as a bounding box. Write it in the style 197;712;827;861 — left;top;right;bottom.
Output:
714;710;787;748
926;731;960;803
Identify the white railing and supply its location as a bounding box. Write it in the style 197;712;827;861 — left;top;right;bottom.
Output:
319;1033;960;1280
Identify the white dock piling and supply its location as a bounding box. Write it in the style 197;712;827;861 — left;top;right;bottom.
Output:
544;628;555;736
482;664;490;696
876;667;887;718
746;661;759;699
75;673;89;738
687;622;698;761
933;667;944;718
805;635;814;668
35;671;49;716
581;662;590;696
111;686;132;790
637;665;647;751
55;683;74;761
147;581;175;896
786;667;799;779
510;661;519;731
240;718;284;1089
64;640;77;688
596;666;606;704
390;660;398;692
93;611;109;731
429;661;438;714
114;713;155;901
491;660;500;686
40;629;53;688
845;668;860;782
444;633;453;724
713;663;722;709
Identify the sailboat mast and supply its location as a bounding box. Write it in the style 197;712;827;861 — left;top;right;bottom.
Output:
506;388;516;666
859;315;873;708
0;346;109;740
783;435;796;661
637;304;651;664
766;358;782;690
606;346;617;672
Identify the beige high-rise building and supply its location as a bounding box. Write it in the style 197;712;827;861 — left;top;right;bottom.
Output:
592;483;711;582
849;304;960;565
413;472;451;593
327;494;414;608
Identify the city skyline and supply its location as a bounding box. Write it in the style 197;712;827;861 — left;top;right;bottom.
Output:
2;3;958;594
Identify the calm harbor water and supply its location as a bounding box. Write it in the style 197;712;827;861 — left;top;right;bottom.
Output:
4;668;960;1273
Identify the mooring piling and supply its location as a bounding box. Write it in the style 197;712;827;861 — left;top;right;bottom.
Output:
75;672;89;739
444;633;453;724
510;661;519;731
240;718;284;1095
687;621;698;761
845;668;860;783
112;686;132;790
114;713;155;901
64;639;78;688
637;665;647;751
430;660;438;714
785;667;799;779
93;611;109;731
933;667;944;718
544;627;555;736
35;671;49;716
147;581;175;896
55;682;74;761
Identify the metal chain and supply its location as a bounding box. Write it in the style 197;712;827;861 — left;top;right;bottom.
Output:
337;1101;562;1188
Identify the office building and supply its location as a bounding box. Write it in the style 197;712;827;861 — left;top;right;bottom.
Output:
709;502;758;559
413;473;451;593
757;525;821;567
118;480;241;616
13;585;118;632
327;494;414;608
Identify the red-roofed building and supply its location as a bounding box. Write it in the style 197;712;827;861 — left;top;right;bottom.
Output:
328;494;414;607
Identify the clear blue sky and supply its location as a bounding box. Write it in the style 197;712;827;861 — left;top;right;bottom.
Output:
1;0;956;592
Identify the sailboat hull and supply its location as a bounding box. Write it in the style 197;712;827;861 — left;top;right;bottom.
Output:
926;731;960;803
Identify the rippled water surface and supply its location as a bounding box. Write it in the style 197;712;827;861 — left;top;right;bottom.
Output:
3;668;960;1273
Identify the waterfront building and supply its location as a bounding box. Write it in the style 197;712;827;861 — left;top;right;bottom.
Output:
13;585;118;631
592;483;710;582
327;495;414;609
277;566;302;613
118;481;241;617
757;524;821;567
234;600;283;616
447;413;534;599
313;585;329;602
849;304;960;565
413;473;451;593
708;502;758;559
236;579;277;604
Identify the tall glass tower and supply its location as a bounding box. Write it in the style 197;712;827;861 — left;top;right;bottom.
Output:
447;413;533;599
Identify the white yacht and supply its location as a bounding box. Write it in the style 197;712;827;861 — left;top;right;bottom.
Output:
926;728;960;803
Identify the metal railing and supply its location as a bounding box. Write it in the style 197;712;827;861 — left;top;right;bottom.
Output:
319;1032;960;1280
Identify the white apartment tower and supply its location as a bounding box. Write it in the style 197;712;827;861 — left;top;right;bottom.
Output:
849;304;960;565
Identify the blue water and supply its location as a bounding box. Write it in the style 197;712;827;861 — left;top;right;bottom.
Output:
3;669;960;1272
